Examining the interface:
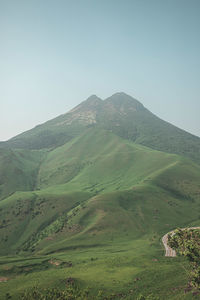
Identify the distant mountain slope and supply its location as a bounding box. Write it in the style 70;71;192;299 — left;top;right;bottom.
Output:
0;95;103;150
1;92;200;163
97;93;200;164
0;148;46;200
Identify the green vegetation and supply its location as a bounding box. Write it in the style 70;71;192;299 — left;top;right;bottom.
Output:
0;148;46;200
168;228;200;291
19;285;160;300
0;93;200;299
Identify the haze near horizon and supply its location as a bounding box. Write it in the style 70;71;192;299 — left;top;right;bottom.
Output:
1;0;200;140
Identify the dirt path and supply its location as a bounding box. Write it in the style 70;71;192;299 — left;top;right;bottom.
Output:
162;227;200;257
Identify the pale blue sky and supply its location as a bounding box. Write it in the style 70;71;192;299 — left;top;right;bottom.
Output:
0;0;200;140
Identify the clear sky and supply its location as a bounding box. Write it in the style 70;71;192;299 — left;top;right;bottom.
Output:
1;0;200;141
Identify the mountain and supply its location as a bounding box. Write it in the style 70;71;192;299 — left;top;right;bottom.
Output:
0;93;200;299
1;92;200;164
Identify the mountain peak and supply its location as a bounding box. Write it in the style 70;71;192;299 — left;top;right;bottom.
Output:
86;94;102;101
110;92;131;97
69;95;102;113
77;94;102;108
2;92;200;165
104;92;144;111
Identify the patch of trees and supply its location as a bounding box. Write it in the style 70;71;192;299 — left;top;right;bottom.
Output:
168;228;200;291
8;284;160;299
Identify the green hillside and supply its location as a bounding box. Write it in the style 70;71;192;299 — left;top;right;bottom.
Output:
37;128;179;192
1;127;185;255
0;126;200;299
0;148;46;200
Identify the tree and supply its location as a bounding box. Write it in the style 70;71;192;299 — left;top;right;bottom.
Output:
168;228;200;289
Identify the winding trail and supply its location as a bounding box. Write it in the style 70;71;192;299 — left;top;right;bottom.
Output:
162;227;200;257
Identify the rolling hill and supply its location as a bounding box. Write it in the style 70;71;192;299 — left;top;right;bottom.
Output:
0;93;200;299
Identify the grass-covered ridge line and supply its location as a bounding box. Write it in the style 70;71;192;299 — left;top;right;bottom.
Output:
37;128;181;193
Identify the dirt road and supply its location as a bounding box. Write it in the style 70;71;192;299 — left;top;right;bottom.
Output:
162;231;176;257
162;227;200;257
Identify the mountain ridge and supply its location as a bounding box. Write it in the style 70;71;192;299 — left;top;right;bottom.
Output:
0;92;200;164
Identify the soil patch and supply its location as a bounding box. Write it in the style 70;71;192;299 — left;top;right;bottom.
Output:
0;277;9;282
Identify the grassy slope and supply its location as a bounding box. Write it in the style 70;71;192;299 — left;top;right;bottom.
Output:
1;128;183;255
37;128;179;193
0;184;199;298
0;148;46;200
0;128;200;299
